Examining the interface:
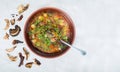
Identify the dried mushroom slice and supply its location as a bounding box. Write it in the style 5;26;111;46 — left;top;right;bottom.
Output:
3;33;9;40
9;25;21;37
11;14;18;17
18;52;25;67
4;19;10;30
17;4;29;14
24;4;29;11
17;15;23;21
23;47;29;60
25;62;33;68
12;40;23;45
6;46;17;52
34;58;41;66
17;4;24;14
7;53;17;61
11;14;15;17
10;19;15;25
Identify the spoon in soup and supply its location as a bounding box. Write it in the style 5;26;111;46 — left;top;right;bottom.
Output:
60;40;86;55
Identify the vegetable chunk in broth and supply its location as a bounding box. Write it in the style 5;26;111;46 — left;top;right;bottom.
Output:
27;8;73;54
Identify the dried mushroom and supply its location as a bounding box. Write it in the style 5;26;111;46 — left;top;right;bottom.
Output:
12;40;23;45
6;46;17;52
24;4;29;11
18;52;25;67
17;15;23;21
9;25;21;37
7;53;17;61
3;33;9;40
23;47;29;60
4;19;10;30
11;14;18;17
34;58;41;66
17;4;29;14
4;3;33;68
11;14;15;17
16;14;18;16
10;19;15;25
25;62;33;68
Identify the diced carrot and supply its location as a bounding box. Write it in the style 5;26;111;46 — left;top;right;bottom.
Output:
49;44;54;49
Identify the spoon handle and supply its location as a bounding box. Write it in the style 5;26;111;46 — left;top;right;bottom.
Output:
60;40;86;55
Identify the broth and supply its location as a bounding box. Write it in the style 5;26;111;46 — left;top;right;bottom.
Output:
28;9;71;53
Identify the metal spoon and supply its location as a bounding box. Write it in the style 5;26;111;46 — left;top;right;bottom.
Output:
60;40;86;55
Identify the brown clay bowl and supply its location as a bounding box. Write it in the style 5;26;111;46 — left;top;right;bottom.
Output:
24;7;75;58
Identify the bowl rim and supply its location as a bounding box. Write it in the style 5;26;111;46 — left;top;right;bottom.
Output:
24;7;75;58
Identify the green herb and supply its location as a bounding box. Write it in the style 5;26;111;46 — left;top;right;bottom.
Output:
63;36;67;40
38;34;43;39
62;36;68;42
54;28;59;33
28;31;32;35
44;47;50;52
34;19;40;25
45;37;51;46
47;19;51;23
35;42;40;47
60;44;66;50
48;13;52;17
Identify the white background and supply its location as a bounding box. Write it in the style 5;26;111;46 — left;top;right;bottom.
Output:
0;0;120;72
